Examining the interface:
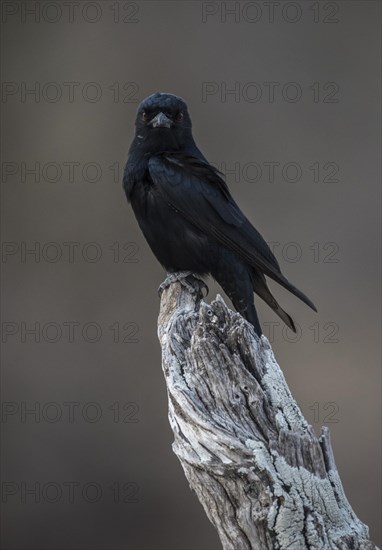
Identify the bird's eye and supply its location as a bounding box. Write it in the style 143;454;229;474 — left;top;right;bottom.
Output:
141;111;148;121
176;112;184;122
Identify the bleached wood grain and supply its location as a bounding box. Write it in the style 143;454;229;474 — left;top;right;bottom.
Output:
158;273;377;550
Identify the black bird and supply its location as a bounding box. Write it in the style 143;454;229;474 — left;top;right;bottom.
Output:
123;92;316;336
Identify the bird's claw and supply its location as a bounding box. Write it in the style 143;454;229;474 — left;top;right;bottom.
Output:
158;272;209;297
158;271;193;296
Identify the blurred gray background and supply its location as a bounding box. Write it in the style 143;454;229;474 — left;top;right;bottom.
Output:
1;1;381;548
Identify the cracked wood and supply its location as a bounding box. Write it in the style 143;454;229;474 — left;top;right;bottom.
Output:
157;274;377;550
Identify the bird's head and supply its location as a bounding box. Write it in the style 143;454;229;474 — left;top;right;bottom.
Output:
133;92;193;153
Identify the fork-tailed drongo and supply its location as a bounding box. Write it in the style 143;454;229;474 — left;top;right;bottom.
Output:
123;92;317;336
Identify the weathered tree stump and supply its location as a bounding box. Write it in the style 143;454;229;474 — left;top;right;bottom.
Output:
157;273;377;550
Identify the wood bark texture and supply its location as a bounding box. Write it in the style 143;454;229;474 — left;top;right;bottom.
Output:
157;273;377;550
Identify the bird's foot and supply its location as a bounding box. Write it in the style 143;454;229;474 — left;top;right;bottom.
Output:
158;272;209;297
191;274;209;296
158;271;194;296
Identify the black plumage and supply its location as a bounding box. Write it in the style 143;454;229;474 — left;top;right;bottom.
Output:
123;92;316;336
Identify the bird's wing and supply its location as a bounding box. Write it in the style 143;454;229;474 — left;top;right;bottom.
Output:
148;153;316;311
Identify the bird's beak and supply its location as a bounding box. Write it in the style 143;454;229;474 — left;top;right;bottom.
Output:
150;112;173;128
